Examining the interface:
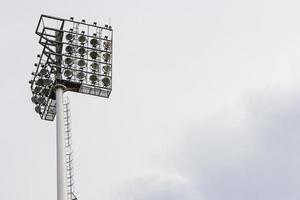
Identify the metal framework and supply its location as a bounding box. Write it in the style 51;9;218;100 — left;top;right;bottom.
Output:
29;14;113;200
30;14;113;121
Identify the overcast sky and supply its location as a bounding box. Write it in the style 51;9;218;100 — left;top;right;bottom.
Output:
1;0;300;200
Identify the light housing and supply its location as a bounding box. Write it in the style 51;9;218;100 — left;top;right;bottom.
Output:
30;15;113;121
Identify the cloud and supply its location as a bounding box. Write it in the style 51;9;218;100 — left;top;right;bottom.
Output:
176;87;300;200
113;87;300;200
113;170;202;200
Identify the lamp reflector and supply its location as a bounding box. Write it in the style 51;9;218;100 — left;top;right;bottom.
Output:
78;47;86;55
64;69;73;78
36;78;45;86
78;35;87;43
65;45;74;54
76;71;85;80
89;74;98;83
44;79;52;86
103;53;111;62
31;96;39;104
78;59;86;67
65;33;74;41
41;88;50;96
37;96;46;104
65;57;74;65
90;62;99;71
102;77;111;86
35;106;42;114
33;86;42;94
90;51;98;59
103;41;111;50
90;38;99;47
39;68;49;76
102;65;111;73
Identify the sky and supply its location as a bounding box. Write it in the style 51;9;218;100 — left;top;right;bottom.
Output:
1;0;300;200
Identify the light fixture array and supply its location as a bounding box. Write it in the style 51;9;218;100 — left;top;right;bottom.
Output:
29;15;113;121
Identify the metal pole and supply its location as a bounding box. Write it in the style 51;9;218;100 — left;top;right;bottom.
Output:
55;84;68;200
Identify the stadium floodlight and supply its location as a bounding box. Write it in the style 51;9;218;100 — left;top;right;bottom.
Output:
29;14;113;200
29;14;113;121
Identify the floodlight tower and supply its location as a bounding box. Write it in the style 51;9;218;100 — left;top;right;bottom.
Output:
29;15;113;200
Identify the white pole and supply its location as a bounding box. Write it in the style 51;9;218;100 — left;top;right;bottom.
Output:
55;84;68;200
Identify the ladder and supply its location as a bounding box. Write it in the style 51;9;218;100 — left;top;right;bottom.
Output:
64;97;77;200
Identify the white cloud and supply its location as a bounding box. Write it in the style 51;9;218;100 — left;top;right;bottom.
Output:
113;170;202;200
176;87;300;200
113;87;300;200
